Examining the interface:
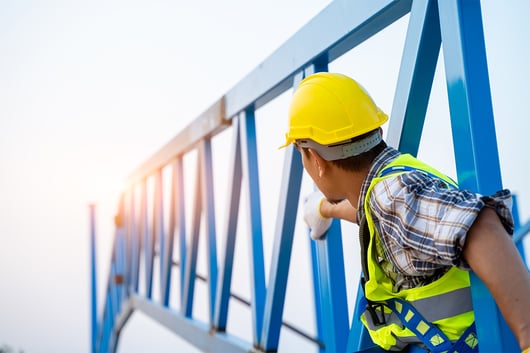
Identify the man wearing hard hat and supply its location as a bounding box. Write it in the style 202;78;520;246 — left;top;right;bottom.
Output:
281;72;530;352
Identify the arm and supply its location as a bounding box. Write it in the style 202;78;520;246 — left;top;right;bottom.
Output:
303;192;357;239
320;198;357;223
463;207;530;350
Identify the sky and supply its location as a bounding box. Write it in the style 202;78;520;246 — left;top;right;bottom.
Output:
1;1;529;353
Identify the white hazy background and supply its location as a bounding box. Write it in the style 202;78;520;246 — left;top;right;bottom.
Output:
1;1;529;352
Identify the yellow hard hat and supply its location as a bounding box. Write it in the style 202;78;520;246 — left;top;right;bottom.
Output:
281;72;388;148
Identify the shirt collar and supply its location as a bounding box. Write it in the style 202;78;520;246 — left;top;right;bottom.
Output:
356;146;401;222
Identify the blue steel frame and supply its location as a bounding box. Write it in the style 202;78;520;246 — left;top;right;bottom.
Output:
89;204;98;353
90;1;529;352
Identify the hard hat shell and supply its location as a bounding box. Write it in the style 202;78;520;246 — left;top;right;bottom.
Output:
281;72;388;147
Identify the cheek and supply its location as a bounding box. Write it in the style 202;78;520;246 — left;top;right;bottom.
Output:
317;175;344;201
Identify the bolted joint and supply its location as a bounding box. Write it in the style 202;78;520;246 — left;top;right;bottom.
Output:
114;214;123;227
114;274;124;285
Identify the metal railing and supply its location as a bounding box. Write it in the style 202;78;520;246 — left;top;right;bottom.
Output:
90;1;528;352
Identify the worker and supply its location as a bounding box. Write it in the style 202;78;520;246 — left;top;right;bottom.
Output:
280;72;530;352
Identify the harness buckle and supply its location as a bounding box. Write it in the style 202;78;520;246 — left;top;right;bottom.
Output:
361;277;387;326
366;301;387;326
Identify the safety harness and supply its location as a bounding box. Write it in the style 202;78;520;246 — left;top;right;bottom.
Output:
358;154;478;352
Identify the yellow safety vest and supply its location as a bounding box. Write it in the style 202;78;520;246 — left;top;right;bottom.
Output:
360;154;476;351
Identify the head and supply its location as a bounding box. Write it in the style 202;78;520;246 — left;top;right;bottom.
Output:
281;72;388;173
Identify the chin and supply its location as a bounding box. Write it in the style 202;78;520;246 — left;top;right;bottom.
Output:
324;194;345;204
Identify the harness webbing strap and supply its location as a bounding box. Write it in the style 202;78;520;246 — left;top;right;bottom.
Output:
358;214;371;282
378;165;458;188
386;298;453;352
385;298;479;353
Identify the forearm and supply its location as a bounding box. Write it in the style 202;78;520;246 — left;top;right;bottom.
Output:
320;198;357;223
463;207;530;350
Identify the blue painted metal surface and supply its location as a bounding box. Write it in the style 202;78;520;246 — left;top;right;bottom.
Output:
224;0;412;118
142;179;154;299
512;195;528;262
91;1;528;352
438;0;502;194
309;239;325;353
312;219;349;353
162;163;176;307
128;191;140;294
387;0;441;153
438;1;518;351
259;145;304;351
182;164;202;318
201;139;219;323
89;205;98;353
240;110;267;343
153;169;166;304
175;157;187;302
213;115;243;331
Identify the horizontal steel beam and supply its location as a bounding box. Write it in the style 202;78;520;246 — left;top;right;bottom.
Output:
124;0;412;188
114;295;252;353
224;0;412;117
126;98;229;187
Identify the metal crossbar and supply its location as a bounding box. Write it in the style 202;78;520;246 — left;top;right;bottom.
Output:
90;1;528;352
167;256;325;349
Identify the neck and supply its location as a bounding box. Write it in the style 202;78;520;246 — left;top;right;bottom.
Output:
338;166;370;209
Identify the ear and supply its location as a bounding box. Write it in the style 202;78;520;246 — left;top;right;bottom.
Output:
308;149;328;178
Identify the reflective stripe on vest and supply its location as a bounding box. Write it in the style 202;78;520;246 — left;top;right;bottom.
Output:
360;153;475;351
362;286;473;331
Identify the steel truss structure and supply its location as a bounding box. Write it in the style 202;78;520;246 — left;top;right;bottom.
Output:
90;0;529;352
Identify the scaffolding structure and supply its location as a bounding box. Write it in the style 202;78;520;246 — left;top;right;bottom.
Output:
90;1;529;352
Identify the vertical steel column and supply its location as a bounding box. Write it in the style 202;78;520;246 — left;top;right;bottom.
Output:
438;0;501;192
108;257;121;353
161;160;178;307
141;178;154;299
438;0;518;351
512;195;527;262
153;169;166;303
116;197;127;305
89;204;98;353
387;0;441;153
240;109;267;343
312;219;349;353
129;188;140;294
200;139;219;323
113;236;124;315
309;240;324;353
259;143;304;351
182;158;202;317
213;116;243;331
123;191;132;297
101;295;112;353
175;157;187;303
106;270;116;353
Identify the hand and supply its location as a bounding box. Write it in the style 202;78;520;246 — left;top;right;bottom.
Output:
303;191;332;240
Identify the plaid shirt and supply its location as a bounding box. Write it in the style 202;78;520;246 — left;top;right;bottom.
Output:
357;147;514;291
